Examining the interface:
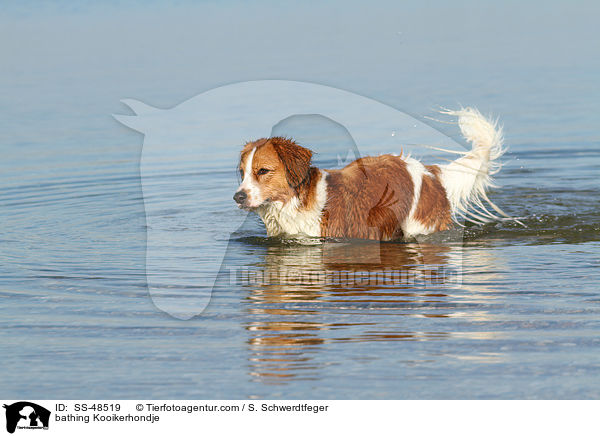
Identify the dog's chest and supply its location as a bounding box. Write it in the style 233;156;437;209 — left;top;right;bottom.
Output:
256;169;328;238
257;198;323;237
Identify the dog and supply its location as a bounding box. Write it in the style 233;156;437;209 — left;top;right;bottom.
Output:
234;108;516;240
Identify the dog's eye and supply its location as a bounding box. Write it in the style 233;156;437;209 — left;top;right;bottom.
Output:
257;168;270;176
239;169;244;179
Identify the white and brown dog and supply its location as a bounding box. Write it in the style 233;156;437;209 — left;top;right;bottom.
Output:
234;108;514;240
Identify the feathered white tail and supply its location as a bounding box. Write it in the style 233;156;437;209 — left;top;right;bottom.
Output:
437;107;524;227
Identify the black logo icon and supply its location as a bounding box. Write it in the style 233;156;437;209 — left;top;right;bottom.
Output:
3;402;50;434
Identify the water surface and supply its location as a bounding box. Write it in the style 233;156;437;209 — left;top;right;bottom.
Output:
1;1;599;399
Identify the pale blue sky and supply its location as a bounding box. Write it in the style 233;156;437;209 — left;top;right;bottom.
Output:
1;0;598;151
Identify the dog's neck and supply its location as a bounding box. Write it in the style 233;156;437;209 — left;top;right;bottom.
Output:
256;168;328;237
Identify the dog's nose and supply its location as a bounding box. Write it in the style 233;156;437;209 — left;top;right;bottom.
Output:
233;190;247;204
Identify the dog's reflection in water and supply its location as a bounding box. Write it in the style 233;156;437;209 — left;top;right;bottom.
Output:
243;240;464;383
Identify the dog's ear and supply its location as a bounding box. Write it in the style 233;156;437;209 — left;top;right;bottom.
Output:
271;137;312;188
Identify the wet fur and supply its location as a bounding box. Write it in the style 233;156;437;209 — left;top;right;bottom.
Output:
235;108;515;240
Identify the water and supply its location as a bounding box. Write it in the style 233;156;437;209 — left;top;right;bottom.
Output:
1;1;599;399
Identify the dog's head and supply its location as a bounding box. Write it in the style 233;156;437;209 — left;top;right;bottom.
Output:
234;137;312;210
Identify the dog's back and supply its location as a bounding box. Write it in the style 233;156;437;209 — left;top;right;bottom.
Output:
321;155;451;240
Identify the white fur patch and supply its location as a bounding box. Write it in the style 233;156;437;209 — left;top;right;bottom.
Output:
438;107;507;224
439;154;482;212
257;170;328;237
237;146;263;208
402;157;436;237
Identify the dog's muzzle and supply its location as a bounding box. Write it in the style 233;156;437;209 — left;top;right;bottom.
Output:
233;190;247;205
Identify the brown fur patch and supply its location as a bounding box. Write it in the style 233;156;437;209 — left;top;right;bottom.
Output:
321;155;414;240
425;164;442;178
270;137;312;188
414;165;452;231
250;140;294;204
297;167;321;211
239;138;268;172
